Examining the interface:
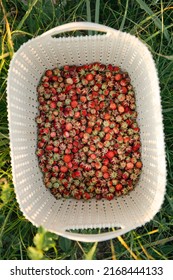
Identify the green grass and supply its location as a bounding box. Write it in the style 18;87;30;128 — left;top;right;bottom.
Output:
0;0;173;260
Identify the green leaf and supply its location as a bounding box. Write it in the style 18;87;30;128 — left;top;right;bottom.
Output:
27;247;44;260
33;227;58;251
58;236;72;252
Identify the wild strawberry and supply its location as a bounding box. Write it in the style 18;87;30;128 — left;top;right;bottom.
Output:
136;161;142;169
63;131;69;138
38;141;44;148
123;136;130;143
42;127;50;134
73;111;80;119
66;84;73;91
110;103;117;110
99;102;105;110
114;74;122;81
50;102;57;109
65;123;73;131
120;79;128;86
52;166;59;172
118;94;125;102
103;172;110;179
122;171;129;180
72;171;81;178
105;151;114;159
66;77;73;84
116;115;122;123
36;149;44;157
50;132;56;138
51;76;58;82
70;100;78;108
63;65;70;71
103;113;111;120
45;70;53;77
60;166;68;173
115;184;123;191
83;192;91;200
132;142;140;151
45;145;54;151
121;86;128;94
63;154;71;163
85;73;94;81
71;94;78;101
80;96;87;103
106;193;114;200
109;185;115;192
126;162;134;170
95;162;102;169
117;135;123;143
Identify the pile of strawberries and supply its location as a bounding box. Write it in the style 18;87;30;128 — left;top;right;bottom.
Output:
36;63;142;200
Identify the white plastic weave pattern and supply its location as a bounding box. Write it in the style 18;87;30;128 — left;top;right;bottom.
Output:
7;22;166;242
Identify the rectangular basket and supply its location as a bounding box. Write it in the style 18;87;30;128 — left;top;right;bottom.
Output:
7;22;166;242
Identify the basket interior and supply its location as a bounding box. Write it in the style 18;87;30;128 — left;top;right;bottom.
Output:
7;32;166;235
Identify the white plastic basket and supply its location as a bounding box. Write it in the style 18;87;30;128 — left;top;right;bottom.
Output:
7;22;166;242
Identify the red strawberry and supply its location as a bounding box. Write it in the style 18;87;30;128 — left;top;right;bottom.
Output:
85;73;94;81
106;151;114;159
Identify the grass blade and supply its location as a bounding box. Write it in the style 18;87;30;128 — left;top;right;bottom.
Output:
120;0;129;31
16;0;39;31
110;239;116;260
135;229;159;240
145;30;161;43
117;236;140;260
137;239;155;260
94;0;100;34
0;202;14;245
86;0;92;35
84;242;98;260
95;0;100;24
0;1;14;58
0;52;10;60
136;0;170;41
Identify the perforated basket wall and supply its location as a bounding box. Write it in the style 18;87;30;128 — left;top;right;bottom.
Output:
7;22;166;242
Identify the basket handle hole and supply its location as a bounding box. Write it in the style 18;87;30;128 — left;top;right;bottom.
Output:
51;30;106;39
58;226;125;242
41;22;114;40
